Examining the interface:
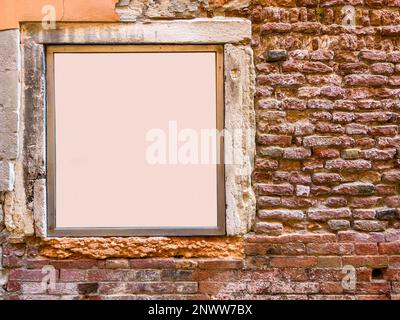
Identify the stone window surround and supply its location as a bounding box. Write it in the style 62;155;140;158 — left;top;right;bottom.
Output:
16;18;255;245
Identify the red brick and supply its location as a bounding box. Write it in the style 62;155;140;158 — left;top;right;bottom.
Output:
338;231;385;243
126;282;198;294
245;233;337;244
59;269;87;282
303;62;332;73
344;75;388;87
384;269;400;281
354;243;379;255
307;208;351;221
342;256;389;268
270;256;318;268
26;259;97;269
313;147;340;158
316;256;342;268
198;259;243;270
257;134;292;146
356;282;390;295
245;243;306;256
255;183;294;196
129;258;176;269
8;269;50;282
319;282;343;294
87;270;129;282
379;242;400;255
307;243;354;255
389;256;400;267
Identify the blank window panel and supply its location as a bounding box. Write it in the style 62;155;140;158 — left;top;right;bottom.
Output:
46;45;225;236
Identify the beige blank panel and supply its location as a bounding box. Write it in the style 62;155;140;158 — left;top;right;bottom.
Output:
48;46;224;234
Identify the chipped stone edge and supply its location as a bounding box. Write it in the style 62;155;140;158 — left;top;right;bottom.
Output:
224;44;256;235
33;179;47;238
21;18;251;45
21;18;255;239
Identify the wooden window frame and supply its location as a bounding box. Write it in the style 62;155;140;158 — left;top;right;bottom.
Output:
46;44;226;237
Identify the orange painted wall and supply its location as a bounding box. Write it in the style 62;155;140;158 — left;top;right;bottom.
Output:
0;0;118;30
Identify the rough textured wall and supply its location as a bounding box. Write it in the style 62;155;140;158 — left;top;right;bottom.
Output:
1;0;400;300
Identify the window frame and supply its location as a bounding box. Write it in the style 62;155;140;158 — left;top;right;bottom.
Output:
46;44;226;237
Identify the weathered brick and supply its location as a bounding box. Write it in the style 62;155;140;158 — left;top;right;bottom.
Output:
359;50;387;61
257;134;292;146
258;209;304;221
326;197;348;207
270;256;318;268
303;62;333;74
379;243;400;255
255;158;279;170
341;148;361;159
339;62;369;74
371;63;395;75
255;222;283;235
315;122;345;134
344;75;388;87
307;243;354;255
385;196;400;207
307;208;352;221
376;208;399;220
245;233;337;244
257;73;305;87
8;269;46;282
257;196;281;207
313;147;340;158
303;135;354;147
382;170;400;183
317;256;342;268
312;173;342;185
198;259;243;270
325;159;372;170
342;256;389;268
261;23;292;34
103;259;130;269
282;147;311;159
355;112;393;123
338;230;385;243
264;50;288;62
328;220;351;231
332;112;355;123
345;124;368;135
59;269;87;282
350;197;381;208
307;100;334;110
362;148;396;160
255;183;294;196
259;147;283;158
354;220;387;232
333;182;375;195
132;269;161;281
87;270;128;282
368;125;398;136
354;243;379;255
310;50;334;61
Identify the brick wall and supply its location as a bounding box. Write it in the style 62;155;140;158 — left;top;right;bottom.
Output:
1;0;400;300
